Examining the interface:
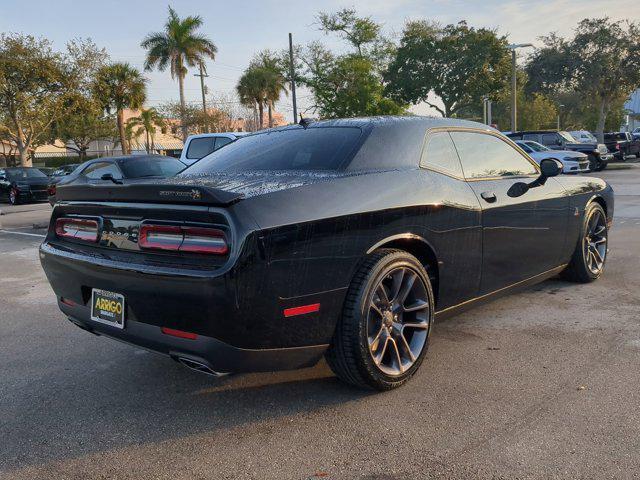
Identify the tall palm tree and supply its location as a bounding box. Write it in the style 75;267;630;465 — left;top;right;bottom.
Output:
141;6;217;142
126;108;165;153
93;62;147;155
237;67;269;130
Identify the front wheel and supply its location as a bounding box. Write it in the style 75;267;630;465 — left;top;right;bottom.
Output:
325;249;434;390
561;202;608;283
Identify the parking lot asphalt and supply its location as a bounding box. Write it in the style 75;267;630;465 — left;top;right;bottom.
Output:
1;165;639;480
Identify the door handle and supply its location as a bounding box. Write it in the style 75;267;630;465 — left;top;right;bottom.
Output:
480;191;497;203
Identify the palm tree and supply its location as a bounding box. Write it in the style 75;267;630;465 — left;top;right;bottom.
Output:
253;51;288;128
93;62;147;155
237;67;269;130
141;6;217;142
126;108;165;153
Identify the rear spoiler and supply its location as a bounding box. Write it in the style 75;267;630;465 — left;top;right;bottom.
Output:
55;183;243;206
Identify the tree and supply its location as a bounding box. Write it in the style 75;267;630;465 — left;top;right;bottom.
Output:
526;18;640;141
55;94;116;160
237;66;270;129
251;51;288;127
385;21;511;117
93;62;147;155
0;34;67;166
318;8;380;57
299;10;404;118
126;107;165;153
141;5;217;141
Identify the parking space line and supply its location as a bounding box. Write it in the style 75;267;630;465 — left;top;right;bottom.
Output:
0;230;46;238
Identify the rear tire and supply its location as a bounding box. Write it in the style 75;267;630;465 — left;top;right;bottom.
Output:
325;249;434;390
9;187;19;205
561;202;608;283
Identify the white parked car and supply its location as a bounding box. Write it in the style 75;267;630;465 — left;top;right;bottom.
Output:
515;140;590;174
569;130;598;144
180;132;250;166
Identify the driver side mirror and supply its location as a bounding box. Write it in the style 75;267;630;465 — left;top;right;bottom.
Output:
507;158;562;198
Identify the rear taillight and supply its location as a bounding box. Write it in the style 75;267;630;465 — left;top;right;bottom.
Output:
55;218;99;242
47;184;56;196
139;225;228;255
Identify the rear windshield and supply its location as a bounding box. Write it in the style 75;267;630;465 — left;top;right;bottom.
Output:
183;127;363;173
118;157;185;178
5;168;48;180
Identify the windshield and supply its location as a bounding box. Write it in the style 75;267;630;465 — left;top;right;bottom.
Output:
524;141;550;152
118;157;185;178
516;142;533;153
183;127;363;173
558;131;577;143
5;168;48;180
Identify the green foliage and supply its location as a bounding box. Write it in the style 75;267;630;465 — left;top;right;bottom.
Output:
126;107;165;152
93;62;146;154
385;20;511;117
0;33;68;165
141;6;217;80
526;18;640;138
299;10;405;118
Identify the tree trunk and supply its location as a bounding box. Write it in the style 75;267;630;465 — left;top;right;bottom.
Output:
268;101;274;128
14;121;32;167
178;73;188;142
595;97;608;144
146;130;151;153
117;110;128;155
79;149;87;161
258;102;264;130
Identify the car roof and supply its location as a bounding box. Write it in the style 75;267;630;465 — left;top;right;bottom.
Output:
186;132;247;140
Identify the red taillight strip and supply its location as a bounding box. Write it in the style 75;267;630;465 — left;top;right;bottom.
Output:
138;224;228;255
55;218;99;242
139;225;183;251
284;303;321;318
60;297;77;307
161;327;198;340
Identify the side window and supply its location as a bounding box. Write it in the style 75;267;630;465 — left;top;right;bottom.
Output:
214;137;233;150
186;137;216;159
522;134;539;142
450;131;539;180
420;131;463;178
82;162;123;180
541;133;560;146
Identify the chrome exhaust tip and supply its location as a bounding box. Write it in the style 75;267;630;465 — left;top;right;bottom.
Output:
175;356;229;377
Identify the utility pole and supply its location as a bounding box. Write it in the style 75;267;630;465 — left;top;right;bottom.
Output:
557;104;565;131
288;33;297;124
507;43;533;133
487;99;492;126
194;63;209;131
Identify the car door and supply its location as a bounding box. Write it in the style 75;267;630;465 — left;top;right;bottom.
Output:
420;130;483;308
450;130;570;294
0;169;9;199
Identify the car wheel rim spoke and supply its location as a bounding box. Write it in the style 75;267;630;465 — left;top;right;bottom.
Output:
584;209;607;274
367;266;430;376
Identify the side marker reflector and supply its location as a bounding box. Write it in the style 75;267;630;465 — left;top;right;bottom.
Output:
284;303;321;318
161;327;198;340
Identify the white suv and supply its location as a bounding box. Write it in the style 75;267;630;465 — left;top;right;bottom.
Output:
180;132;250;166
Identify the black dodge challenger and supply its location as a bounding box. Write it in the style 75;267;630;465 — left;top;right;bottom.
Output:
40;117;613;390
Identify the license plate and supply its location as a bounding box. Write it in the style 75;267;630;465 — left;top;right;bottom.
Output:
91;288;125;329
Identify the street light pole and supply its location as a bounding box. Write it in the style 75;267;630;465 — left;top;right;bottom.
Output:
557;104;565;131
508;43;533;133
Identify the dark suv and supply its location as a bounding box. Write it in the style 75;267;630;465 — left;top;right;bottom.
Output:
506;130;612;171
603;132;640;160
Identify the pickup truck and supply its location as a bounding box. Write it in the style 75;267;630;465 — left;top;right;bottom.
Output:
506;130;612;171
603;132;640;160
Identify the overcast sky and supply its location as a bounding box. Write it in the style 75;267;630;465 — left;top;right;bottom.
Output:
1;0;637;119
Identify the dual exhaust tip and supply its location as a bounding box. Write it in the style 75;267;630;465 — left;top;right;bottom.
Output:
174;356;228;377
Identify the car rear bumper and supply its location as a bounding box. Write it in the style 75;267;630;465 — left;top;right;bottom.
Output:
40;241;339;373
60;299;327;374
